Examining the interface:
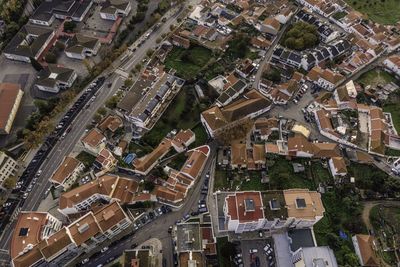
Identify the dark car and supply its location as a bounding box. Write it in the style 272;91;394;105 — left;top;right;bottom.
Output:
255;257;260;267
148;211;155;220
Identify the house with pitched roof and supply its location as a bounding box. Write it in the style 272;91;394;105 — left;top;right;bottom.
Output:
49;156;85;190
65;34;101;60
352;234;379;267
0;83;24;135
81;128;107;155
3;25;55;63
383;54;400;78
260;17;281;35
100;0;132;21
35;64;77;93
171;129;196;153
328;156;347;176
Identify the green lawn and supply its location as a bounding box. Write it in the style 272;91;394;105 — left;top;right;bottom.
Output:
268;156;314;190
76;151;96;169
191;123;208;147
332;11;347;20
311;162;332;184
357;69;396;87
164;45;213;80
142;86;203;147
345;0;400;25
216;237;235;267
383;103;400;133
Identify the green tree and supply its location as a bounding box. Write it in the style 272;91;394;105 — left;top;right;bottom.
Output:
30;57;43;71
45;52;57;63
63;21;76;33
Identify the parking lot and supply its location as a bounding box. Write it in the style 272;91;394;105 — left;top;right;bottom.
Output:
240;238;275;267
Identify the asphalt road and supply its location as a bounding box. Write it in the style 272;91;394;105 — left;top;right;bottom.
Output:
83;141;218;267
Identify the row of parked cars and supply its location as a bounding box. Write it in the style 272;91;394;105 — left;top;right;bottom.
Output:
292;83;309;104
133;205;172;231
0;76;106;237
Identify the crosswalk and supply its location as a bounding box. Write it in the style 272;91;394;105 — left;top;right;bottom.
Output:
115;68;129;79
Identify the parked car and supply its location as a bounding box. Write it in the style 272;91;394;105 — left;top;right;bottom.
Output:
100;247;109;253
249;249;258;253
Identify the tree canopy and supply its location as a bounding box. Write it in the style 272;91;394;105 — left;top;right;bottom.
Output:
283;21;319;50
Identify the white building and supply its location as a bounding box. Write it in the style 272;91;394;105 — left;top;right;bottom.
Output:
0;151;18;190
100;0;132;21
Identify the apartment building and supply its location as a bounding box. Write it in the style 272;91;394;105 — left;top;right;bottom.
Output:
220;189;324;234
49;156;85;190
11;202;131;267
0;151;18;190
11;212;63;263
0;83;24;134
118;66;185;132
58;174;138;215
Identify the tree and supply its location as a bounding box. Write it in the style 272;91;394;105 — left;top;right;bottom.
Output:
283;21;318;50
3;176;17;189
45;52;57;63
124;79;133;87
30;57;43;71
156;37;162;44
143;180;155;191
146;49;154;57
63;21;76;33
97;107;107;116
135;63;142;71
263;68;281;82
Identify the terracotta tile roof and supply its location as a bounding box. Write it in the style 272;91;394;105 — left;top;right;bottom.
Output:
133;138;171;173
0;83;22;133
250;36;271;48
172;34;190;48
12;246;43;267
263;17;281;31
180;145;210;179
156;186;184;202
316;109;334;130
68;213;101;246
171;129;195;150
226;191;265;223
11;212;48;259
37;228;73;260
355;234;379;266
288;134;314;156
192;25;209;37
283;189;324;220
313;143;340;158
95;148;116;169
81;128;106;148
94;202;127;232
59;175;138;209
265;143;279;154
331;157;347;174
252;144;265;163
50;156;82;184
231;142;247;166
97;115;123;132
307;66;323;81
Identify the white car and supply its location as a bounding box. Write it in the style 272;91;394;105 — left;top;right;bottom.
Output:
23;192;29;199
101;247;109;253
264;244;271;251
249;249;258;253
81;258;89;264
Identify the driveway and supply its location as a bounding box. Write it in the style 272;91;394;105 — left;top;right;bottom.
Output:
241;239;271;267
